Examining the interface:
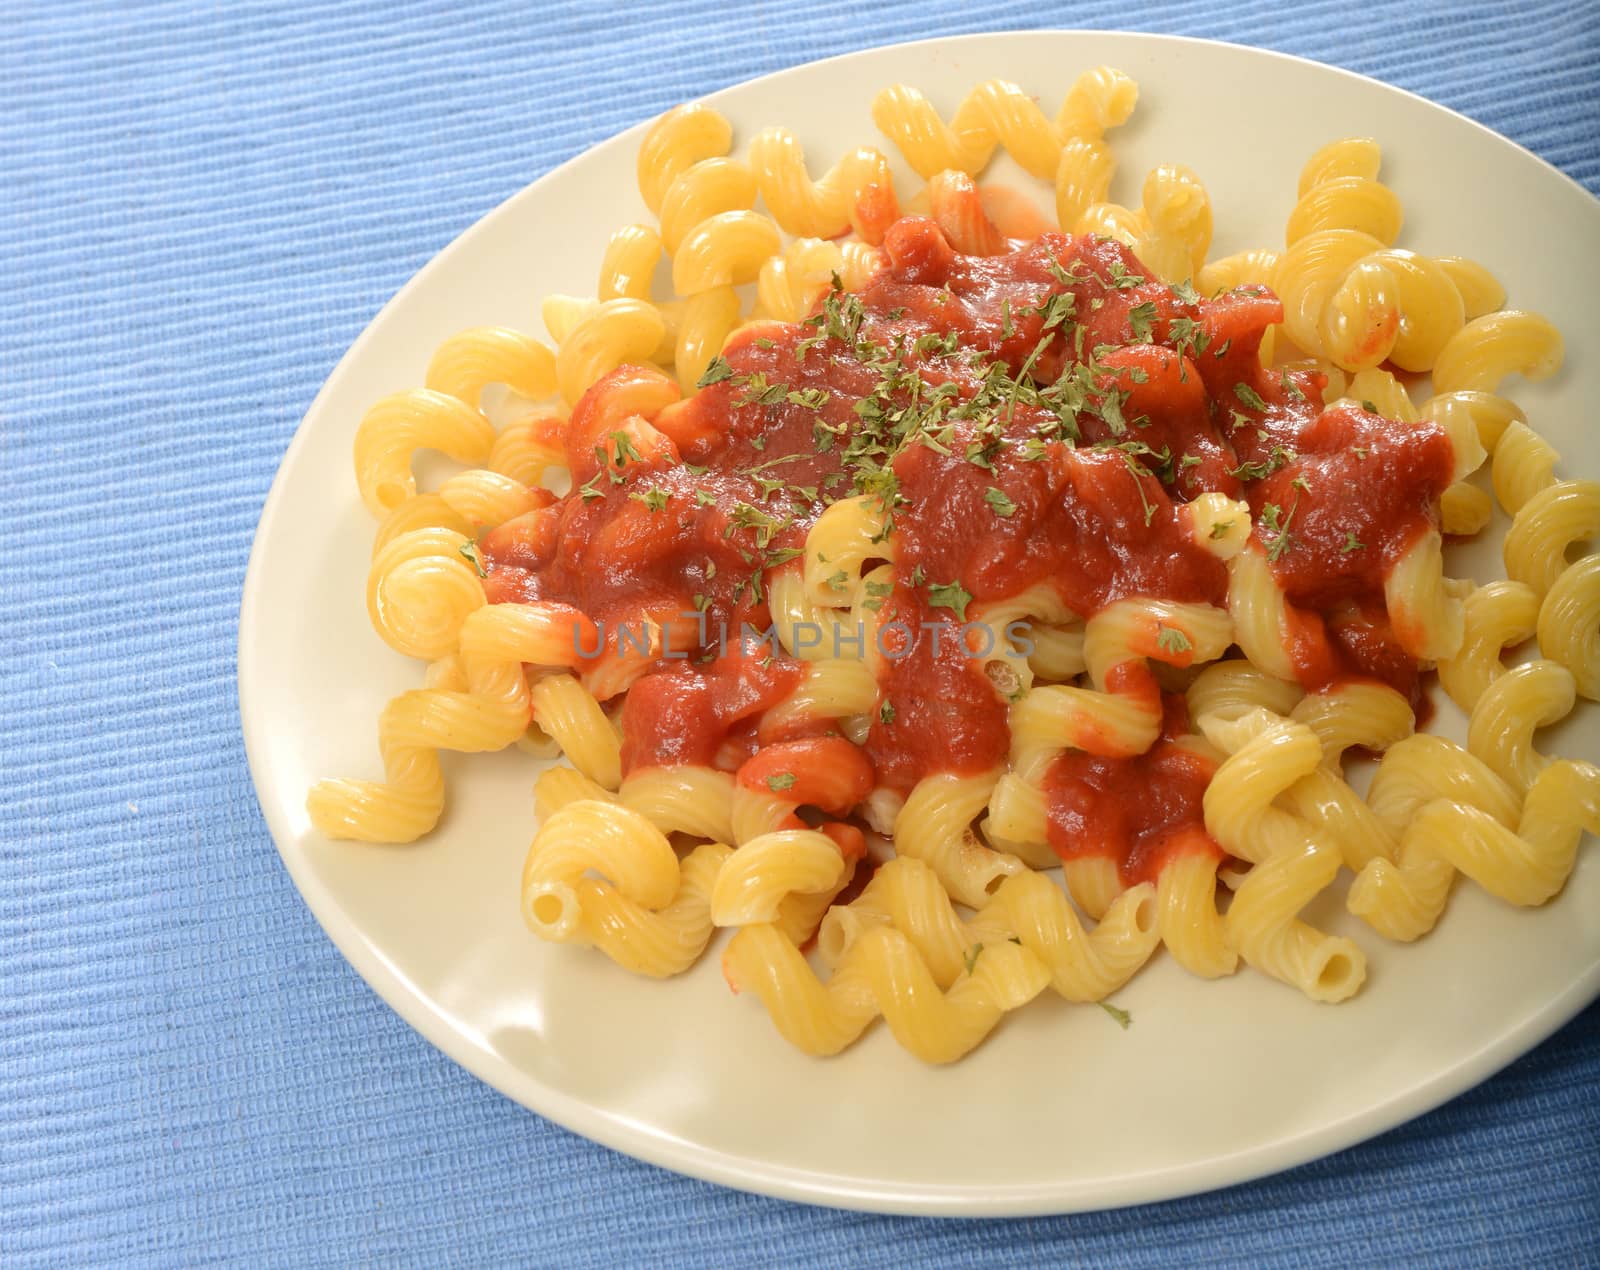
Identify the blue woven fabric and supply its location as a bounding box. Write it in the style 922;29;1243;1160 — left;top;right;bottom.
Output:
4;1;1598;1263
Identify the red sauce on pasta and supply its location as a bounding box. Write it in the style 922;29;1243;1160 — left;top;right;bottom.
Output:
480;217;1455;878
1044;695;1220;886
617;655;802;772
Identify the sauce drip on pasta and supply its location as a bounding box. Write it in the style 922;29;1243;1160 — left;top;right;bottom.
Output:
1045;694;1217;886
481;216;1455;881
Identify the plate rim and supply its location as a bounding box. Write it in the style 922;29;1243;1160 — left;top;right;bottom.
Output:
238;28;1600;1216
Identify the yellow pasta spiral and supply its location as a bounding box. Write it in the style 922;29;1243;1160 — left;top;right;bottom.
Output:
1290;680;1414;765
658;156;757;254
1269;144;1491;372
802;494;893;605
874;68;1137;182
1415;389;1499;535
619;765;737;843
1274;229;1400;372
753;236;886;323
530;673;621;789
1491;419;1559;517
673;286;742;390
365;526;485;660
1363;250;1463;372
307;602;592;842
1504;478;1600;597
721;919;1049;1062
485;409;565;488
1276;760;1402;876
436;469;541;529
1011;599;1233;778
1422;390;1525;456
761;657;879;736
978;770;1056;870
1069;163;1213;284
533;765;613;821
597;223;663;301
554;298;668;405
894;769;1023;908
1538;555;1600;701
670;209;782;296
1431;310;1564;395
710;829;851;928
1385;529;1464;662
1053;135;1117;236
637;102;734;216
1286;175;1403;246
1156;852;1237;979
1296;136;1381;194
1141;164;1213;279
1440;484;1493;536
1434;255;1506;320
1024;622;1088;685
306;681;520;845
966;583;1079;709
665;207;780;388
1224;545;1300;682
1197;710;1367;1002
1365;735;1520;833
1196;249;1279;297
576;841;733;979
873;79;1056;180
1466;659;1577;797
765;564;853;663
1059;856;1123;921
818;856;1159;1001
728;782;796;846
353;389;497;518
746;127;895;239
520;799;731;977
1056;65;1140;137
1183;493;1253;561
371;492;473;557
1345;734;1517;939
423;326;558;409
1350;747;1598;940
522;799;680;938
1437;581;1540;712
1184;658;1303;724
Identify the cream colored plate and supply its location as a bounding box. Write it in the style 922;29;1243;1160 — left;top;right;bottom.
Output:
240;31;1600;1215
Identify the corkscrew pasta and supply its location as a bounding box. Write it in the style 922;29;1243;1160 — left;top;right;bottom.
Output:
309;70;1597;1064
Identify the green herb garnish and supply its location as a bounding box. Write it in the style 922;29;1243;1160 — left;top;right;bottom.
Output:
1234;383;1269;412
928;579;973;621
1099;1000;1132;1029
697;356;734;388
984;487;1017;517
1155;625;1192;655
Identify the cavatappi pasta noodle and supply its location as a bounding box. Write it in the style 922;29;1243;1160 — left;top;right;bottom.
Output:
310;71;1599;1063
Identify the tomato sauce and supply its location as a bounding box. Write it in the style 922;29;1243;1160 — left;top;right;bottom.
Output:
617;654;802;773
1044;695;1220;886
479;217;1455;879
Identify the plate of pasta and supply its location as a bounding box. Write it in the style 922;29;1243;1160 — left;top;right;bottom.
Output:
239;31;1600;1214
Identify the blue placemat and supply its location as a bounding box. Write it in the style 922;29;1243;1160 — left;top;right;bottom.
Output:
4;2;1598;1264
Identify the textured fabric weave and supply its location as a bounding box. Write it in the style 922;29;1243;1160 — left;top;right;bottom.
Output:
3;2;1598;1264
